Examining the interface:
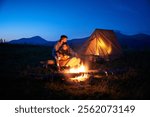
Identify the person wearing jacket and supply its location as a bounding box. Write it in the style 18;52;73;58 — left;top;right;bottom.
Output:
52;35;68;70
57;43;81;69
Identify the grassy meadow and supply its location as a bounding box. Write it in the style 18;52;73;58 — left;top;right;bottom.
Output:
0;43;150;99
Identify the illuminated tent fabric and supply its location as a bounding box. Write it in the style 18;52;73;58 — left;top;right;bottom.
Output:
79;29;122;60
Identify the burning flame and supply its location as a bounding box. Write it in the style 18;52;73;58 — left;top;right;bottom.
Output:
69;74;88;82
66;64;89;82
69;64;86;73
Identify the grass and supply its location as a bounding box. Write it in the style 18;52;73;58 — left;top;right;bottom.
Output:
0;43;150;99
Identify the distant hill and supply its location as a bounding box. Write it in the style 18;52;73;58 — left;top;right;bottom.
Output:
8;33;150;50
9;36;49;45
8;36;88;47
116;32;150;49
68;37;88;50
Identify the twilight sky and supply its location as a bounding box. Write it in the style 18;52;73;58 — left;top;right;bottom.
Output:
0;0;150;41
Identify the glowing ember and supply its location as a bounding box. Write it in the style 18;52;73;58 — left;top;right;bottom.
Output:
69;74;88;82
66;64;89;82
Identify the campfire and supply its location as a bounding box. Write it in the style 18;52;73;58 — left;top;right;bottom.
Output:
69;64;86;73
65;64;89;82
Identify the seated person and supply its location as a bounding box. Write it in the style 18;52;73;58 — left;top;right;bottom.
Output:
52;35;68;69
56;43;81;69
52;35;68;57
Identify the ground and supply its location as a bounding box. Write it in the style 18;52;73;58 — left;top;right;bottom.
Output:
0;43;150;99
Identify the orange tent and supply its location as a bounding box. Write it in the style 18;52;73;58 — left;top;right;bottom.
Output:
79;29;122;60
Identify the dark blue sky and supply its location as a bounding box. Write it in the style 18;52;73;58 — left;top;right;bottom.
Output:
0;0;150;41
